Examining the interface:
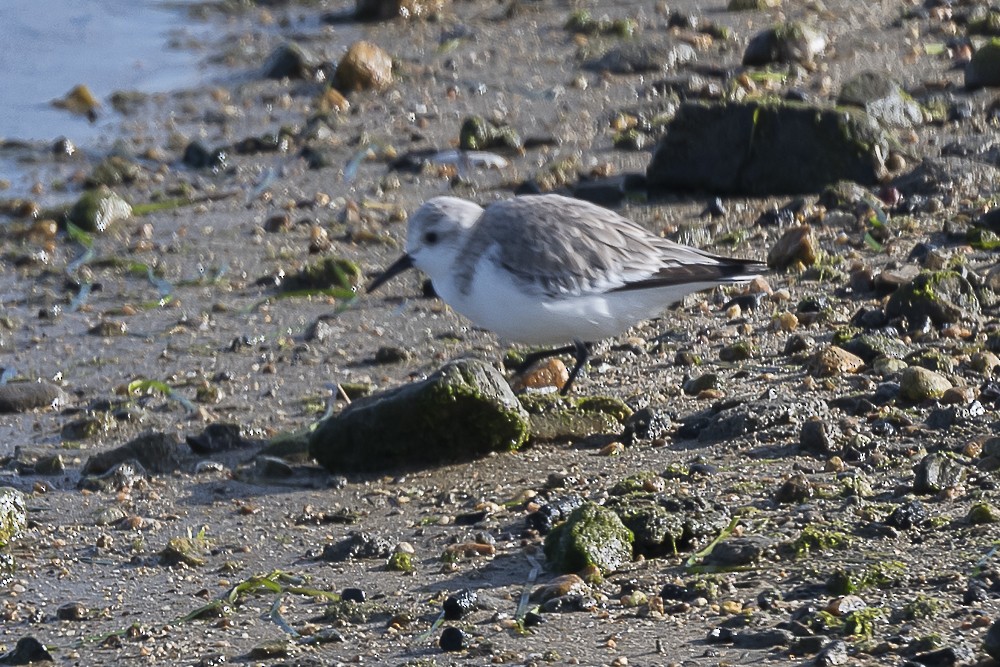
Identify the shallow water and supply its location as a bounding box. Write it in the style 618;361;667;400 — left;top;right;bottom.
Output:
0;0;213;144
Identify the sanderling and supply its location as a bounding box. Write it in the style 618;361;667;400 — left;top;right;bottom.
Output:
368;193;766;394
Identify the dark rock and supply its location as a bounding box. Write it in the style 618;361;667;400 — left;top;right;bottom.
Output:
262;42;317;79
911;646;974;667
985;617;1000;661
966;38;1000;89
733;628;792;648
526;496;585;534
341;588;366;602
838;333;910;363
543;502;634;574
680;396;826;444
776;473;814;503
83;431;188;475
439;626;466;652
55;601;88;621
913;453;965;494
706;536;770;566
0;637;53;665
647;101;890;195
607;493;730;557
885;271;980;329
743;22;826;66
186;423;259;454
886;499;927;530
182;142;227;170
321;531;392;561
78;460;148;493
585;39;695;74
443;589;478;620
892;157;1000;198
310;359;529;472
800;418;836;454
0;382;66;414
373;346;411;364
621;407;671;444
816;639;850;666
838;71;923;127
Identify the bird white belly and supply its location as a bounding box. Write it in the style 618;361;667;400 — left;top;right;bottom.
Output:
435;256;711;345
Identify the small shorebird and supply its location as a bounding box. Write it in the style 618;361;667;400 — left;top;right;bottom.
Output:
369;194;766;394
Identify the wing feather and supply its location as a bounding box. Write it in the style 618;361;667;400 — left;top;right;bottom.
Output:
457;194;758;297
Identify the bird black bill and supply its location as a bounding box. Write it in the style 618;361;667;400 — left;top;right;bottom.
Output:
366;254;414;293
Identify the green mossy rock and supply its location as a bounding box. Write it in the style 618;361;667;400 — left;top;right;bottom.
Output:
309;358;529;472
885;270;980;327
647;100;890;195
544;502;634;574
0;487;27;547
519;394;631;442
67;186;132;233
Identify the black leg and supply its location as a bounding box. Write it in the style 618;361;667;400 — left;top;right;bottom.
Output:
561;340;592;396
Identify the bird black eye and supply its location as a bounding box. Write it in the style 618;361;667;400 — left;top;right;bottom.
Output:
424;231;439;244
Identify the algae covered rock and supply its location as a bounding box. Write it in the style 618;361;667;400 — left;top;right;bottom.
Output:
309;358;529;472
0;487;27;547
885;270;981;328
605;493;730;557
966;38;1000;89
647;100;889;195
519;394;632;442
543;502;634;574
67;186;132;233
900;366;952;402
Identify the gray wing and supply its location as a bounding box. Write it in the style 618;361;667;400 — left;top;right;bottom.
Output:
458;194;755;297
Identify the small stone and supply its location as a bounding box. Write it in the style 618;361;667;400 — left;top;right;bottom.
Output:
733;628;793;648
809;346;864;377
913;453;965;494
985;618;1000;660
443;589;478;619
825;595;866;616
56;602;88;621
768;226;817;269
886;499;927;530
816;639;850;666
0;637;54;665
900;366;952;402
775;473;813;503
439;626;466;652
706;536;769;566
511;358;569;393
800;418;836;454
341;587;366;602
335;41;393;92
968;502;1000;524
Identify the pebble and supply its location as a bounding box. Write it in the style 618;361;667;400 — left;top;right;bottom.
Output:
439;626;467;652
809;346;864;377
900;366;952;401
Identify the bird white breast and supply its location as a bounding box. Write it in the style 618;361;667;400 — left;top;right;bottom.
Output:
433;251;717;345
